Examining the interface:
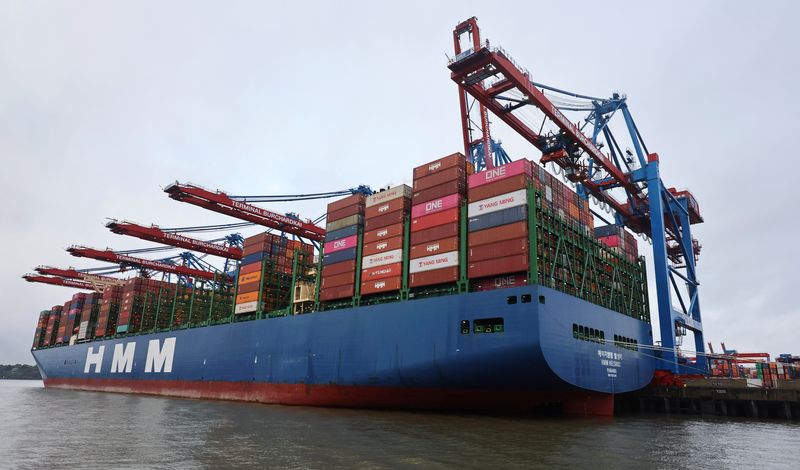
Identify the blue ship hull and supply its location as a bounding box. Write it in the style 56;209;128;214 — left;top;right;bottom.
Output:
31;286;655;415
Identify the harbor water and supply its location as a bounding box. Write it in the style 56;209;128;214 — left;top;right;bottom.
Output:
1;380;798;469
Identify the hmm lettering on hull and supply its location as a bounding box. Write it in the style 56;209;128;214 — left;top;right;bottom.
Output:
83;338;176;374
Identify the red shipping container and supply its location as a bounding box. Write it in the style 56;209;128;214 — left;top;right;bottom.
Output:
361;262;403;282
468;174;530;202
409;236;459;260
327;193;366;214
409;223;460;246
468;221;528;248
321;260;357;277
320;284;355;301
468;237;528;263
364;211;405;231
412;180;465;205
362;235;404;256
468;254;529;279
468;159;532;189
413;166;466;192
363;222;404;244
412;152;466;179
409;266;459;288
411;208;459;233
364;197;410;219
321;271;356;289
243;232;275;247
361;276;402;295
242;242;272;257
599;235;620;248
327;204;364;223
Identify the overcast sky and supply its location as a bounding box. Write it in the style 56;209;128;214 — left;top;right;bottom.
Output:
1;1;798;365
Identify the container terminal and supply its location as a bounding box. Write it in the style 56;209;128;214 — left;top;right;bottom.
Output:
24;18;799;417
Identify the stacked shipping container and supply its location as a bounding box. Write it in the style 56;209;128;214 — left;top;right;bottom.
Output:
117;278;175;334
319;194;365;301
594;225;639;262
235;232;314;314
409;153;471;288
467;159;533;287
94;285;122;338
61;293;87;345
360;185;412;296
76;292;101;341
43;305;62;347
531;163;594;234
32;310;49;348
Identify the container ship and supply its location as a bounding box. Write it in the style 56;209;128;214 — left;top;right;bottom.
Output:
28;153;652;416
25;18;693;417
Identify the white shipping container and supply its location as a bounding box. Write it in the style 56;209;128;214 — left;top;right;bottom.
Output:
409;251;459;274
235;301;259;314
365;184;412;207
77;320;89;340
467;189;527;217
362;249;404;269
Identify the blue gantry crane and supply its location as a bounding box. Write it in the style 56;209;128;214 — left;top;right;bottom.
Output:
449;17;704;373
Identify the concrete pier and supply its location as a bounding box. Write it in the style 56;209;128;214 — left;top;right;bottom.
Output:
615;378;800;420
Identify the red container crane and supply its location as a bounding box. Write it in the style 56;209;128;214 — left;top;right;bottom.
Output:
23;275;97;291
66;246;223;281
106;220;243;260
164;182;326;243
34;266;124;290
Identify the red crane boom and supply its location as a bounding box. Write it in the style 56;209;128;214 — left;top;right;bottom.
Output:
106;221;243;259
66;246;222;281
448;18;647;231
23;275;97;291
35;266;123;284
164;182;326;242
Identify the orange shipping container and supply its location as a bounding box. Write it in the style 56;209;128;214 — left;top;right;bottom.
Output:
236;292;259;304
239;263;262;275
238;271;261;286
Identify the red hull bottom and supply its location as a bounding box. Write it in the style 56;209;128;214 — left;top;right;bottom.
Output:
44;378;614;416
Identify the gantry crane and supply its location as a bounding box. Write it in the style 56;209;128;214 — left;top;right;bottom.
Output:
34;266;123;291
164;183;328;243
449;17;705;372
66;246;224;282
22;274;98;291
106;220;243;276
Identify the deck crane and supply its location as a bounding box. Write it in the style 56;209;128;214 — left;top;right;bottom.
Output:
23;274;99;291
66;246;225;282
106;220;244;260
448;17;705;373
34;266;123;291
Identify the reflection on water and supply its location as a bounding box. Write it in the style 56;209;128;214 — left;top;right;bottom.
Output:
1;380;798;469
